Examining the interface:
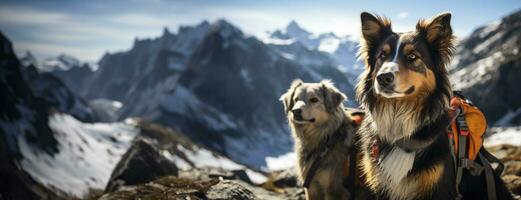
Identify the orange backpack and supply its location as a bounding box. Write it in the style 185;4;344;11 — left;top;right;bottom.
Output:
448;91;504;200
449;95;487;160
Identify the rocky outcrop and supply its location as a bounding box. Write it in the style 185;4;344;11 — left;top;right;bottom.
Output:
105;138;179;192
0;32;64;199
99;166;305;200
99;176;255;200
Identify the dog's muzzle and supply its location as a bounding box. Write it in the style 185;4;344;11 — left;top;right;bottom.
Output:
376;72;394;89
376;61;399;90
292;109;303;120
291;108;315;123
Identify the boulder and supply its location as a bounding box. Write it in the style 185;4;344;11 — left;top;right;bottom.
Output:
105;138;178;192
206;180;255;200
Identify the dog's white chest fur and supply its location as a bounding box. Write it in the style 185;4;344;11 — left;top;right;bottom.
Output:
379;147;417;200
381;148;415;183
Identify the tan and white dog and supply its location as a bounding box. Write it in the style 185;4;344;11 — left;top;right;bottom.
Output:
280;79;367;200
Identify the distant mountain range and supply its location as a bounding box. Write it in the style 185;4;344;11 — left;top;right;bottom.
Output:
262;20;363;76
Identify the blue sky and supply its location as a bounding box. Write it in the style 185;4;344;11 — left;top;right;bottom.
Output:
1;0;520;61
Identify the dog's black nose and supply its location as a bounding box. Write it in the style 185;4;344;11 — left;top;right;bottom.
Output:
377;72;394;88
292;109;302;116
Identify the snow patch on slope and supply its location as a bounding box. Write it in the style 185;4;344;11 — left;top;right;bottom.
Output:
89;99;123;122
19;114;138;197
451;51;505;90
265;151;296;171
478;20;501;39
318;36;341;53
485;127;521;147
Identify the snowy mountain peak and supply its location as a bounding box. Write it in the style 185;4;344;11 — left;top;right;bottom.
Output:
210;19;243;39
264;20;364;75
162;27;171;36
285;20;310;37
20;51;37;66
56;53;81;66
178;20;210;35
37;53;84;72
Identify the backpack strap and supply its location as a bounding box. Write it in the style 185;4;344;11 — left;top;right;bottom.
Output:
454;117;466;200
448;132;462;200
479;152;497;200
451;94;501;200
480;149;505;175
479;148;506;200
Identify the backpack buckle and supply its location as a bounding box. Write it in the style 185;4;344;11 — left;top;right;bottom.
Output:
456;114;469;136
460;158;483;176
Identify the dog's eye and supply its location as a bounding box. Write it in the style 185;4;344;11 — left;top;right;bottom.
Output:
309;97;319;103
294;97;299;101
407;54;417;60
379;53;387;60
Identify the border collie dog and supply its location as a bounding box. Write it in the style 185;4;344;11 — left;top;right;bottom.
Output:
355;12;512;200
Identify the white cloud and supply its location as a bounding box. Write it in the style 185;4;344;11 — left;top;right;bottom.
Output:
0;7;69;26
108;14;170;27
0;6;167;61
398;12;409;20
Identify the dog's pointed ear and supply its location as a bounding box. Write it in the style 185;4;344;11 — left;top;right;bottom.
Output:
416;12;452;44
360;12;392;47
360;12;393;68
320;80;347;113
280;79;303;113
416;12;455;65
